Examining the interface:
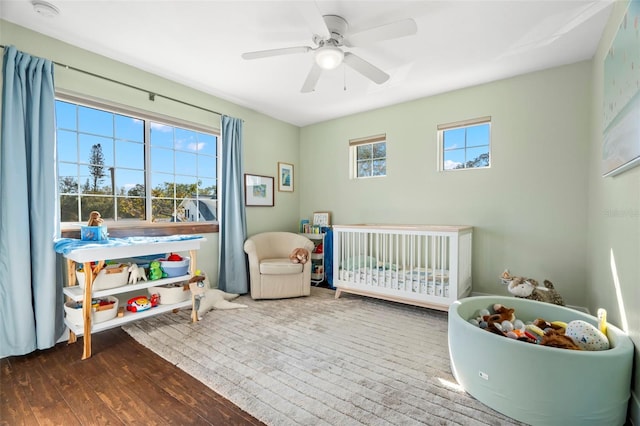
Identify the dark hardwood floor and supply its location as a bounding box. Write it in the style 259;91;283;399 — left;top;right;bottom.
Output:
0;328;265;425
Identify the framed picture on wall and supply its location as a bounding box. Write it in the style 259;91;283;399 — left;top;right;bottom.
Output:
244;174;274;207
278;162;294;192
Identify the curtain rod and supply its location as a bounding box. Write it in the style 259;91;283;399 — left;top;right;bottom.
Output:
0;44;224;118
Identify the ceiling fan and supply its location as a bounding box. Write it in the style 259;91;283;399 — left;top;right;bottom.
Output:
241;13;417;93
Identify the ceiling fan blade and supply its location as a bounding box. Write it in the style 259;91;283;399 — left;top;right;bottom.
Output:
343;52;389;84
241;46;312;60
345;18;417;47
295;1;330;39
301;63;323;93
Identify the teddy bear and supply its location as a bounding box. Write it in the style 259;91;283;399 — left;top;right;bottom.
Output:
482;303;516;324
86;210;104;226
289;248;310;264
480;304;516;336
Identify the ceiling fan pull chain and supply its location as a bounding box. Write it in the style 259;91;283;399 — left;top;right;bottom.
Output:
343;64;347;91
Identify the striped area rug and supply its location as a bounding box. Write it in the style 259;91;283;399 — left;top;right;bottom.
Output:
123;287;522;426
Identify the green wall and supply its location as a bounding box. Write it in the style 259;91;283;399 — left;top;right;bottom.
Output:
3;11;638;421
0;20;301;284
300;61;592;306
588;1;639;421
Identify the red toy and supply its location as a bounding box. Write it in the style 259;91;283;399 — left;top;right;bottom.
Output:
167;253;183;261
126;296;152;312
149;293;160;307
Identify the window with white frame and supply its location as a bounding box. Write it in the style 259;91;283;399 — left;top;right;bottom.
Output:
438;117;491;171
56;97;218;224
350;134;386;178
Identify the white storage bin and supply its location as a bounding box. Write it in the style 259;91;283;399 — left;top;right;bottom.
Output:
64;296;119;326
148;283;191;304
76;264;129;291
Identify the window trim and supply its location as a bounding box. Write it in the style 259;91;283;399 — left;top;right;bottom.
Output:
437;116;491;172
349;133;387;179
55;91;221;233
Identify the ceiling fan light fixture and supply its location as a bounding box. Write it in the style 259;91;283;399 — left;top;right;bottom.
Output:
315;46;344;70
31;0;59;18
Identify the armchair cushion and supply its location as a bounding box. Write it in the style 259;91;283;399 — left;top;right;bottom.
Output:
260;259;303;275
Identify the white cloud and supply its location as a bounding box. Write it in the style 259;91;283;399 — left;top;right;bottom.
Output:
188;142;205;152
444;160;461;170
150;123;172;132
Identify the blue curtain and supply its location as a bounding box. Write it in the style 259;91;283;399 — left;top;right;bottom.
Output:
1;46;63;357
218;115;248;294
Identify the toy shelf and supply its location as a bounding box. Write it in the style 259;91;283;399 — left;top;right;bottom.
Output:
60;236;206;360
63;274;193;301
64;298;192;336
301;233;325;284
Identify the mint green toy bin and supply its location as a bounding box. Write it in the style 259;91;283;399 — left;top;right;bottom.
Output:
448;296;633;425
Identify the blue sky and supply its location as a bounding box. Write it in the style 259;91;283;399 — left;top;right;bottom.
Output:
56;100;217;195
442;123;490;170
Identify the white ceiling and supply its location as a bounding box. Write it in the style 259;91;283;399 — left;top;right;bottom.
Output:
1;0;614;127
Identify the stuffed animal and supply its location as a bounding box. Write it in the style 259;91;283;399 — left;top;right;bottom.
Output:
289;248;310;264
189;275;247;320
148;260;166;280
482;303;516;324
540;329;582;350
507;276;565;306
86;211;104;226
479;303;516;336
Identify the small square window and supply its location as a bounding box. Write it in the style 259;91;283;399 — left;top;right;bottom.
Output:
438;117;491;171
350;134;387;178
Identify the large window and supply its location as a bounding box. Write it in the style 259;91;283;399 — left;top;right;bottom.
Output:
438;117;491;171
56;98;218;225
350;134;387;178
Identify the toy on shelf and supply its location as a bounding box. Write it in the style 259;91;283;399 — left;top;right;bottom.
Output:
148;260;167;280
127;263;148;284
167;253;182;261
86;211;104;226
158;253;190;277
126;296;155;312
81;210;108;241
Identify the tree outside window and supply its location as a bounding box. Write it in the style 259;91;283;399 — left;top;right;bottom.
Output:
56;99;218;224
350;134;387;179
439;117;491;171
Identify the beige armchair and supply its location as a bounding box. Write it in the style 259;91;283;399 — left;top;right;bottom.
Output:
244;232;315;300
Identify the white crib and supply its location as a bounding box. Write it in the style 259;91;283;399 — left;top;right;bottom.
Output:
333;224;473;311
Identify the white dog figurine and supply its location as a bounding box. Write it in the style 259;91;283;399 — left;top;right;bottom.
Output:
189;275;247;320
128;263;148;284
